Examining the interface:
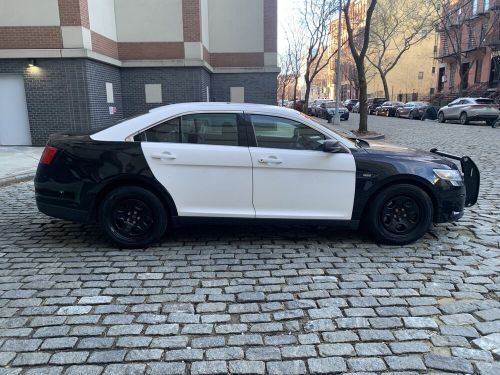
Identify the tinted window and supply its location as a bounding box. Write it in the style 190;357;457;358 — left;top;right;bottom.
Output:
474;99;493;104
138;118;180;142
136;113;239;146
251;115;326;151
181;113;238;146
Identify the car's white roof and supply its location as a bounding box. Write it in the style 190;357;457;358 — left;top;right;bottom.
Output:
91;102;322;142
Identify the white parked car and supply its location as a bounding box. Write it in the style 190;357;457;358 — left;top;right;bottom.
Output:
438;97;499;125
35;102;479;248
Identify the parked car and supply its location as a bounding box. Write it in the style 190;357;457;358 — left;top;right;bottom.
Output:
352;102;360;113
344;99;359;112
437;97;500;125
367;97;388;115
310;99;330;116
317;101;350;121
375;101;405;117
396;102;431;120
293;100;306;112
35;102;479;248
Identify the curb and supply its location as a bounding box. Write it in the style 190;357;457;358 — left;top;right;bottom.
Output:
0;173;35;188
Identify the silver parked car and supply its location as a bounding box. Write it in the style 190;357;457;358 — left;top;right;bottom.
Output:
438;97;499;125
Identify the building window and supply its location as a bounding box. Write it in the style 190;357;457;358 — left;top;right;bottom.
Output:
145;84;162;104
472;0;477;15
484;0;490;11
418;72;424;80
475;59;482;83
230;87;245;103
430;87;435;95
449;64;456;89
432;66;436;74
106;82;114;104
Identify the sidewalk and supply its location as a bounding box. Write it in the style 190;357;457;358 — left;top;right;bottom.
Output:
0;146;43;186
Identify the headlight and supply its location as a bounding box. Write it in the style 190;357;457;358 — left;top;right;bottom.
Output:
433;169;463;186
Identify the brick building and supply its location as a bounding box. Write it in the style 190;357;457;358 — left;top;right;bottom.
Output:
0;0;278;145
436;0;499;98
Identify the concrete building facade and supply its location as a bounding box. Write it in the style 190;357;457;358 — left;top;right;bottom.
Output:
0;0;279;145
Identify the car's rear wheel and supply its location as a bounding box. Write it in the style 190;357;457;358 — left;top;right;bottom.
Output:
438;112;445;123
99;186;168;248
460;112;469;125
409;111;415;120
366;184;433;245
395;111;400;118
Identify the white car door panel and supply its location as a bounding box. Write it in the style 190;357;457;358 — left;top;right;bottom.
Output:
143;143;254;217
141;112;254;218
248;114;356;220
250;147;356;219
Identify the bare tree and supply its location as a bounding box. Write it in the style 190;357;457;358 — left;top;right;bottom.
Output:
367;0;435;100
430;0;499;95
286;28;306;107
343;0;378;133
278;52;294;105
300;0;339;114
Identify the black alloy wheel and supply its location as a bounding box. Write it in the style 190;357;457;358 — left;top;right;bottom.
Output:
99;186;168;248
366;184;433;245
409;111;415;120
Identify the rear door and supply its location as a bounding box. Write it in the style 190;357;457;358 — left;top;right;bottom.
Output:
140;112;254;218
247;114;356;220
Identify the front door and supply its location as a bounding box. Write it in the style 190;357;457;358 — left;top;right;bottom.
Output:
0;75;31;145
141;112;254;218
248;114;356;220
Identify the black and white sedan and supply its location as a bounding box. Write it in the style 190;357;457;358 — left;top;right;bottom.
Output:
35;103;479;248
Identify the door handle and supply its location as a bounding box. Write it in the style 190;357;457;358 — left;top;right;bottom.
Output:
151;151;176;161
258;156;282;164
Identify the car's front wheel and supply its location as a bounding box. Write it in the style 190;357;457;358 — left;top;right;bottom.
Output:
460;112;469;125
99;186;168;248
366;184;433;245
438;112;445;123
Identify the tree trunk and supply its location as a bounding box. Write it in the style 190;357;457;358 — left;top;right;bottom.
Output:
293;77;299;108
281;82;287;105
357;62;368;133
380;72;389;100
303;81;312;114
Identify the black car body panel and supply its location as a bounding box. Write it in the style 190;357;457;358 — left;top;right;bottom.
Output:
350;141;470;223
35;134;176;224
367;98;388;114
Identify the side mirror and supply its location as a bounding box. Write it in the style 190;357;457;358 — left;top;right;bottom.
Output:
323;139;347;153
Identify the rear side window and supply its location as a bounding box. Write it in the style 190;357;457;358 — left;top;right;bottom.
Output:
134;113;239;146
475;99;494;104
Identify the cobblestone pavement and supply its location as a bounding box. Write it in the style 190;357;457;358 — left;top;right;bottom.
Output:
0;115;499;375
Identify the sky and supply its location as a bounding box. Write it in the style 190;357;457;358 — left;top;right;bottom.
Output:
277;0;301;54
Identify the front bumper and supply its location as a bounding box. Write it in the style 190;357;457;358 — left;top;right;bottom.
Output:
430;149;480;208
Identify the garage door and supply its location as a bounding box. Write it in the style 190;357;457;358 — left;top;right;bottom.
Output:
0;75;31;145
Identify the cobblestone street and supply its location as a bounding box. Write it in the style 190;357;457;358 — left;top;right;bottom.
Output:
0;115;499;375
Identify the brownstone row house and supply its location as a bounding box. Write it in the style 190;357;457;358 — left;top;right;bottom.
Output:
436;0;500;98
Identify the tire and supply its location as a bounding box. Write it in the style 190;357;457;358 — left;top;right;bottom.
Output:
366;184;433;245
99;186;168;248
395;111;400;118
409;111;415;120
438;112;445;123
460;112;468;125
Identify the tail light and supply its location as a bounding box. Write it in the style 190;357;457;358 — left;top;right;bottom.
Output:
40;146;58;165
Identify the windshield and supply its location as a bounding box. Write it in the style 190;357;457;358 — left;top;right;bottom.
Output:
324;102;336;108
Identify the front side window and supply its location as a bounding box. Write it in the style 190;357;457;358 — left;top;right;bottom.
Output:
135;113;239;146
251;115;326;151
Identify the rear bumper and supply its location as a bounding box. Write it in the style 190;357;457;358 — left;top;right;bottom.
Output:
36;197;91;223
467;114;498;122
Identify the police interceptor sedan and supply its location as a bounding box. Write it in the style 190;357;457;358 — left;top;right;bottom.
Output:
35;103;479;248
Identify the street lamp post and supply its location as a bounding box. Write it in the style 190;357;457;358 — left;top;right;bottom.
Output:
333;0;342;125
